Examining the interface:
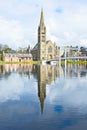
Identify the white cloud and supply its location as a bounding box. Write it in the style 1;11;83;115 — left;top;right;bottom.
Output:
0;17;35;49
46;77;87;114
0;0;87;48
0;17;25;48
80;39;87;47
0;74;37;103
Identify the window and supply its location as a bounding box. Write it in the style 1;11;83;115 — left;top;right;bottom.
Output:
42;57;44;59
48;46;52;53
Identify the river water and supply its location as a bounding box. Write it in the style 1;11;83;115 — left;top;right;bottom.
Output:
0;64;87;130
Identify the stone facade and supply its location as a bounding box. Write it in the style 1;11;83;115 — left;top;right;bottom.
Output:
46;40;58;59
31;9;58;61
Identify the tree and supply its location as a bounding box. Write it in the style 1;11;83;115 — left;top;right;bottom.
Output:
4;47;11;53
0;54;3;61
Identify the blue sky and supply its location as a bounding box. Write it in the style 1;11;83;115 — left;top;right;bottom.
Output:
0;0;87;49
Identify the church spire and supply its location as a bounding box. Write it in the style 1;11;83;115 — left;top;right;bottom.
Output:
40;8;45;26
38;9;46;61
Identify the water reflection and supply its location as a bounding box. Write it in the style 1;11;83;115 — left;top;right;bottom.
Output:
0;64;87;111
0;64;87;129
1;63;87;79
37;65;58;113
31;65;58;113
0;64;32;79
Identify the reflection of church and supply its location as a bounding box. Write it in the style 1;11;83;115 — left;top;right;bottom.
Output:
31;9;58;61
33;65;58;113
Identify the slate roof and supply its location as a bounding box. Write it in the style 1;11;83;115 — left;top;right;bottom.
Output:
3;53;32;58
32;44;38;51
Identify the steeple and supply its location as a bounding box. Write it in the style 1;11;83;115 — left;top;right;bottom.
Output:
38;9;46;61
40;9;45;26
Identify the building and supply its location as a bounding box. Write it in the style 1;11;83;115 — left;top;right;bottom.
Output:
80;47;87;56
60;46;79;57
31;9;58;61
3;46;33;62
3;53;33;62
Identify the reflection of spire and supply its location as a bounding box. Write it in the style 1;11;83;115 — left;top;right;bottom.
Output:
41;101;44;114
38;65;46;114
38;81;46;114
39;93;45;114
36;65;58;113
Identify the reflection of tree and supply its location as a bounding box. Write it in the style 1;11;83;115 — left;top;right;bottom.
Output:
0;65;11;79
0;65;3;79
80;72;86;77
0;65;3;73
4;72;11;79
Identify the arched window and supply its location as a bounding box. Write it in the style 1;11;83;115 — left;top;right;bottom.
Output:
48;46;52;53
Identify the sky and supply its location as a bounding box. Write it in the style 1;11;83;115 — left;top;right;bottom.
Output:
0;0;87;49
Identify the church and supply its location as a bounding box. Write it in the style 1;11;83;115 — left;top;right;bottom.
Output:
31;9;58;61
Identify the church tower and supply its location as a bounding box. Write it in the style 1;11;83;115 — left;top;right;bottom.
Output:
38;9;46;61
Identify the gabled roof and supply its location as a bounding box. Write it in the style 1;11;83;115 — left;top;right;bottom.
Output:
46;40;52;44
32;43;38;51
18;54;32;58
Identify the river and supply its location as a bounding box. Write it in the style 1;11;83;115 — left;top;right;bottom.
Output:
0;64;87;130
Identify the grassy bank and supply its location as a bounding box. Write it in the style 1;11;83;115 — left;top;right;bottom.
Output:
67;60;87;64
0;61;41;65
0;60;87;65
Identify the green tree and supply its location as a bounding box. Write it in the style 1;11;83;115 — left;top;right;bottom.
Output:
0;54;3;61
4;47;11;53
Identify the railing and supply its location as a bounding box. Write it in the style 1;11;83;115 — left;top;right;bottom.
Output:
46;56;87;62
